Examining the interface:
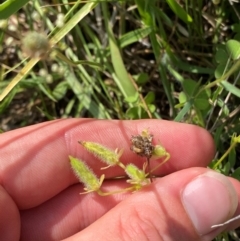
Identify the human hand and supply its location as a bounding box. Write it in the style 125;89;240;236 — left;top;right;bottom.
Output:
1;119;239;241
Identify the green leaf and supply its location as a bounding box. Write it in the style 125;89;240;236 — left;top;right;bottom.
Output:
125;92;139;103
214;63;230;79
126;106;140;119
165;0;193;23
182;79;199;96
147;104;156;113
223;162;231;175
231;167;240;181
0;0;30;19
194;97;209;110
232;23;240;33
181;79;209;110
221;80;240;98
144;91;155;104
215;48;228;64
195;89;210;110
226;39;240;60
134;73;149;85
234;33;240;42
178;92;187;103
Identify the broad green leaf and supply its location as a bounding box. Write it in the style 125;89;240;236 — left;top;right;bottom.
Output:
181;79;209;110
232;23;240;33
226;39;240;60
178;92;187;103
125;92;139;103
194;98;209;110
126;106;140;119
215;48;228;64
134;73;149;85
223;162;231;175
194;89;210;110
144;91;155;104
147;104;156;113
234;33;240;42
215;63;230;79
182;79;199;96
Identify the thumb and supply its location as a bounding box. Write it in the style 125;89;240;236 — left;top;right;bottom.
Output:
64;168;238;241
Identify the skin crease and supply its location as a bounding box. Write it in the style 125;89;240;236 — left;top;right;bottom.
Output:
0;118;239;241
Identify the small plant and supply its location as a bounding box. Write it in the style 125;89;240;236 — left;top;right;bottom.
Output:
69;129;170;196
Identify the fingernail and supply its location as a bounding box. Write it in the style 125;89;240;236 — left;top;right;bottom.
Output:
182;171;237;235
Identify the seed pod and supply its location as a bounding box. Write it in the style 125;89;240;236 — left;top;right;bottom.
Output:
79;141;124;168
125;163;150;190
152;144;168;158
69;156;104;193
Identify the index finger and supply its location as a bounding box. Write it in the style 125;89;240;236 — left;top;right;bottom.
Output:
0;118;215;209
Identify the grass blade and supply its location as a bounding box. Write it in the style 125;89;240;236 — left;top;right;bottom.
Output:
0;0;30;19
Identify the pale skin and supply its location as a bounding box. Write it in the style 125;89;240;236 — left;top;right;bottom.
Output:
0;119;240;241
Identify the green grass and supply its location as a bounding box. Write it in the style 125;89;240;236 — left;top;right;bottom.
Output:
1;0;240;239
